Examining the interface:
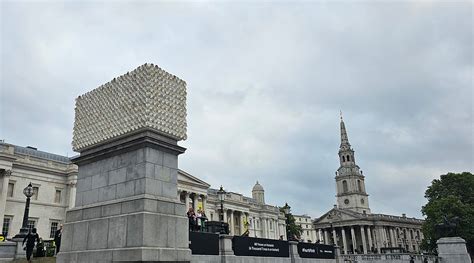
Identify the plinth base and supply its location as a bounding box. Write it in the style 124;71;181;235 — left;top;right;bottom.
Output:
437;237;471;263
58;133;191;263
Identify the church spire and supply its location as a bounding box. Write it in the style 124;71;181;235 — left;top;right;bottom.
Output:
340;112;351;149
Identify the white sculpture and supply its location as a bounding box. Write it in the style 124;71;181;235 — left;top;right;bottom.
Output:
72;63;187;151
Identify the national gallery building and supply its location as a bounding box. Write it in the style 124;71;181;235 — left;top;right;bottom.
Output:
313;118;424;254
0;141;286;241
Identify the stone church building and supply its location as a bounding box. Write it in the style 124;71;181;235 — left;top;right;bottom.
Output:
313;117;424;254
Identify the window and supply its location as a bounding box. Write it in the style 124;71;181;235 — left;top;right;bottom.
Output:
32;187;39;200
270;221;273;230
342;180;348;193
347;155;350;161
2;217;11;237
342;156;345;162
361;198;365;204
7;183;14;197
357;180;362;192
27;219;36;231
50;221;59;238
54;189;62;203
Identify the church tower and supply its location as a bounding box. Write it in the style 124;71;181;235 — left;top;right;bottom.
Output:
335;115;371;214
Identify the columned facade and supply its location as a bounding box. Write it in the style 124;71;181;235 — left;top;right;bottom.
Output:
0;142;78;240
313;116;424;254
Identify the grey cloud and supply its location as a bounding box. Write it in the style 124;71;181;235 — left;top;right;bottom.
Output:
1;1;472;218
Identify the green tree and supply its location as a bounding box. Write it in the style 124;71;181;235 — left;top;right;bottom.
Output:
280;204;302;240
421;172;474;255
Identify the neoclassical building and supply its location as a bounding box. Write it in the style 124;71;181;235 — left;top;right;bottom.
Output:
313;117;424;254
0;142;78;240
177;177;287;239
293;214;317;242
0;141;287;241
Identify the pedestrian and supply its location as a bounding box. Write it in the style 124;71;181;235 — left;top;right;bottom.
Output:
187;207;196;231
410;255;415;263
22;228;40;263
196;209;202;231
54;224;63;254
35;238;45;257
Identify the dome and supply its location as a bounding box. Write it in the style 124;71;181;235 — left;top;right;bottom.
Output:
252;181;264;192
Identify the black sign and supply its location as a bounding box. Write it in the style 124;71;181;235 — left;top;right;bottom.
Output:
297;242;335;259
189;231;219;255
232;236;289;257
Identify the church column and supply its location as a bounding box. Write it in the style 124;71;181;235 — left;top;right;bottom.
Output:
324;229;329;245
332;228;337;245
361;226;368;254
367;226;373;253
0;170;11;229
407;228;413;252
374;227;381;253
380;227;386;248
391;228;397;247
342;227;348;254
350;226;357;254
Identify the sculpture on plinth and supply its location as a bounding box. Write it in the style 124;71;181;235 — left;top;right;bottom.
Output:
57;63;191;263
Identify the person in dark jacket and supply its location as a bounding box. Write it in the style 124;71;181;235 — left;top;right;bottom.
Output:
54;224;63;254
22;228;40;263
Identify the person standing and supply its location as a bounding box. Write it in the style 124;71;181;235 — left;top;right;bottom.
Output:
22;228;40;263
54;224;63;254
187;207;196;231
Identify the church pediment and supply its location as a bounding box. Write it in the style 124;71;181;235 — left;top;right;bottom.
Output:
178;169;210;188
315;208;362;224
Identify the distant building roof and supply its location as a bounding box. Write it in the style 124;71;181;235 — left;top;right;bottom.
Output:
1;142;71;164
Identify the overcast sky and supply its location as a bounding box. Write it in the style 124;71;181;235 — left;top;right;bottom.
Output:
1;1;472;218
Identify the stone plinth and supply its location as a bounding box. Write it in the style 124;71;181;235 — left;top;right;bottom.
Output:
58;64;190;263
437;237;471;263
0;241;16;260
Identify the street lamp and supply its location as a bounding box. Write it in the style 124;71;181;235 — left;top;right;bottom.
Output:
282;203;291;240
217;186;226;222
13;183;34;239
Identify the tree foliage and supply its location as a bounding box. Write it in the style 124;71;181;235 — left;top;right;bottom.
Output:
421;172;474;255
279;206;303;240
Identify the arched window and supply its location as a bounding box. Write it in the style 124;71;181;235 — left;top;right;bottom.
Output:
342;180;348;193
357;180;362;192
347;155;350;161
342;156;346;162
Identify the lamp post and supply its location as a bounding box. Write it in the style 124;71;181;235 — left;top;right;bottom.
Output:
217;186;225;222
282;203;291;240
13;183;34;239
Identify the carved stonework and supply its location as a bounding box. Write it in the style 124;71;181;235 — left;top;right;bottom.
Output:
72;63;187;152
0;169;12;177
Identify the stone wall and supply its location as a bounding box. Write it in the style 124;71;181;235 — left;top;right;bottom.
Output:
339;254;438;263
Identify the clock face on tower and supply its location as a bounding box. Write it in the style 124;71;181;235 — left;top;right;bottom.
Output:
344;199;349;204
